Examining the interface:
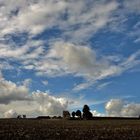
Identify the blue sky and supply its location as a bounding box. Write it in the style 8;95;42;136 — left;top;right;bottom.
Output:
0;0;140;118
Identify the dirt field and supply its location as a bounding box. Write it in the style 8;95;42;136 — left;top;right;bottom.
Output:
0;119;140;140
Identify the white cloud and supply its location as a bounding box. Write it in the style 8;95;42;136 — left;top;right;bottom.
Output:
4;109;18;118
0;39;44;59
62;1;119;41
16;1;67;35
134;38;140;43
0;0;139;118
0;78;29;104
105;99;140;117
39;41;120;79
0;0;66;36
0;0;139;91
0;71;3;79
0;43;28;58
32;91;68;116
129;21;140;43
0;0;119;40
1;39;139;92
74;50;140;91
91;110;104;117
0;76;69;117
96;82;112;90
42;80;48;86
120;50;140;70
28;41;140;91
73;81;94;91
105;99;124;117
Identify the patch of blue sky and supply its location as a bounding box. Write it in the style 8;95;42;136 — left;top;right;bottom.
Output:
32;27;62;42
91;31;138;55
91;103;106;114
3;32;29;47
3;68;32;83
90;15;140;57
47;75;84;93
91;71;140;101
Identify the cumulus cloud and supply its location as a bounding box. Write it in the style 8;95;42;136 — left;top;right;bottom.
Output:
0;73;139;118
37;41;120;78
0;78;29;104
105;99;124;117
91;110;104;117
32;91;69;116
105;99;140;117
0;92;69;117
4;109;18;118
0;76;69;117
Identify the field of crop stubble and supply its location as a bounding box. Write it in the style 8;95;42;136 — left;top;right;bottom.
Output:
0;119;140;140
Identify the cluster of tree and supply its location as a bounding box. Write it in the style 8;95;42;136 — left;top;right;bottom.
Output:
71;104;93;120
17;115;26;119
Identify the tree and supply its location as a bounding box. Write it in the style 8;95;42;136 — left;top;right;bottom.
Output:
76;110;81;118
83;105;90;113
17;115;22;119
82;104;92;120
71;111;76;118
23;115;26;118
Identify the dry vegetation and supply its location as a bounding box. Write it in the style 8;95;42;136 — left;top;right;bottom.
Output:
0;119;140;140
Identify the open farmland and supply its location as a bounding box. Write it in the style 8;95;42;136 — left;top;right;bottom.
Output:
0;119;140;140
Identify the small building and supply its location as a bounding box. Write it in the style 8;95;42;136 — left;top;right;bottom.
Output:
63;111;70;119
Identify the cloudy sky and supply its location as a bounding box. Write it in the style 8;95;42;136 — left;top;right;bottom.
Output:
0;0;140;118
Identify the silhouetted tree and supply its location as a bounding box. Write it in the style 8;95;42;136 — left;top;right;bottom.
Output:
72;111;76;118
83;105;90;113
82;104;93;120
17;115;22;119
76;110;81;118
23;115;26;118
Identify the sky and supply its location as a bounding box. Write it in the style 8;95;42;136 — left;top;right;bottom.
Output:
0;0;140;118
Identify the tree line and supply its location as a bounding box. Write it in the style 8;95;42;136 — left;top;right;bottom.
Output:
71;104;93;120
